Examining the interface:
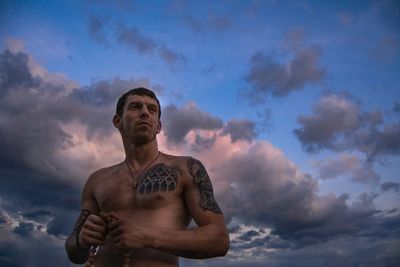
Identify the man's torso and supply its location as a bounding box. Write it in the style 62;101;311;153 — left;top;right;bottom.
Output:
90;154;191;266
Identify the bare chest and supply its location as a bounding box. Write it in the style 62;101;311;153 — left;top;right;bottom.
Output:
94;163;183;212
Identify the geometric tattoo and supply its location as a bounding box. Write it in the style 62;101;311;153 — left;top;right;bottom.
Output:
187;158;222;214
138;163;177;195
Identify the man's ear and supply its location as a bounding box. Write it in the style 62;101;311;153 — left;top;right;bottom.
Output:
113;114;121;129
156;121;162;134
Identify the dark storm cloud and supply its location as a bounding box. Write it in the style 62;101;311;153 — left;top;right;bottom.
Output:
0;47;168;266
214;142;398;248
243;45;326;102
294;93;400;160
0;49;40;94
162;103;223;144
0;48;167;266
381;181;400;192
0;225;74;267
12;222;35;236
222;119;257;142
237;230;260;241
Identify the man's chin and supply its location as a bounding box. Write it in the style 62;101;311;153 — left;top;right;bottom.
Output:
131;133;156;145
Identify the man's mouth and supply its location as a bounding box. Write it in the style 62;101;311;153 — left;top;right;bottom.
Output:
137;121;151;127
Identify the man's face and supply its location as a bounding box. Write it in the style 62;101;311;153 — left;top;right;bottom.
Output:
117;94;161;144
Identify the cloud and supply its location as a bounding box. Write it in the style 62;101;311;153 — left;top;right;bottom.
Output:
191;137;399;251
294;93;400;160
158;44;187;68
0;46;169;266
222;119;257;142
314;154;380;184
115;23;158;54
86;18;187;68
161;103;223;144
242;45;326;102
0;49;41;94
88;14;112;46
1;42;398;267
381;181;400;192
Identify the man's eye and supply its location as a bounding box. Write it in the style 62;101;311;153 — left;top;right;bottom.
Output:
130;104;141;109
148;106;157;113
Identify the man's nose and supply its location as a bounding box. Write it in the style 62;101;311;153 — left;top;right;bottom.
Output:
140;106;150;118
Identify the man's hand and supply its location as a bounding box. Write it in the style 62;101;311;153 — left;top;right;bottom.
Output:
107;212;150;250
78;214;108;248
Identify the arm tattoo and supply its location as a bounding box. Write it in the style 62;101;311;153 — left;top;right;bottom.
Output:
65;210;91;263
66;210;91;250
73;209;91;233
187;158;222;214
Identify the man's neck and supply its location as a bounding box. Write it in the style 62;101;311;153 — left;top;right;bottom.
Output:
123;139;159;169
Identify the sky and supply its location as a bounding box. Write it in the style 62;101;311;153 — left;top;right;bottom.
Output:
0;0;399;266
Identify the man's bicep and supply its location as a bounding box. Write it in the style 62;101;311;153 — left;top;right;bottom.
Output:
80;174;100;212
184;158;224;226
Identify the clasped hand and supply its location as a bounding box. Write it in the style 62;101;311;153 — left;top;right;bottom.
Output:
78;212;149;251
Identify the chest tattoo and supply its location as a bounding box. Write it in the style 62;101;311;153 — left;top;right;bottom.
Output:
138;163;178;195
187;158;222;214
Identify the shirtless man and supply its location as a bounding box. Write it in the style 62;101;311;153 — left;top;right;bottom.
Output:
65;87;229;266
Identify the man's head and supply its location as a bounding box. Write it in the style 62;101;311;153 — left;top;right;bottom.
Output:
114;87;162;145
116;87;161;120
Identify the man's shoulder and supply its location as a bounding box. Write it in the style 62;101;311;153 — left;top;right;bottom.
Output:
162;152;191;163
88;162;123;181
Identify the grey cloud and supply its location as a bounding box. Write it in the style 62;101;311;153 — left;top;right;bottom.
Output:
0;48;151;266
393;101;400;114
222;119;257;142
162;103;223;144
0;225;74;267
215;142;396;248
381;181;400;192
116;24;157;54
294;93;399;160
46;211;78;237
12;222;35;236
237;230;260;241
243;45;326;102
88;14;111;46
315;154;380;184
158;44;186;68
0;49;40;94
114;23;186;68
192;134;217;152
294;93;361;152
355;122;400;160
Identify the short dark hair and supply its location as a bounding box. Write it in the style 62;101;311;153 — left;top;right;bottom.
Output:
116;87;161;119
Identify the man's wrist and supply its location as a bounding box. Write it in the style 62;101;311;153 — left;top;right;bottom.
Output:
143;227;157;249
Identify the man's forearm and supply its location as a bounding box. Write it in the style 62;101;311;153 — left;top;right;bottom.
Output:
65;209;91;263
146;224;229;259
65;232;90;263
